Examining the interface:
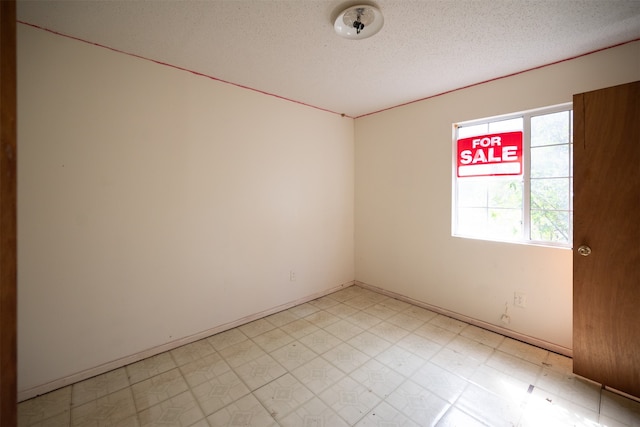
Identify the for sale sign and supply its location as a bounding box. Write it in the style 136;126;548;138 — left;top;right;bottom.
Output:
457;131;523;177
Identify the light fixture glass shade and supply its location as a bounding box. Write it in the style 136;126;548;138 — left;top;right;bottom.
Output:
334;4;383;39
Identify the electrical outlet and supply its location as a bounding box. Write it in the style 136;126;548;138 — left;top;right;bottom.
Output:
290;270;296;281
514;291;527;308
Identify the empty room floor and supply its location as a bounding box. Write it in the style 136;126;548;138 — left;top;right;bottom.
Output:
18;285;640;426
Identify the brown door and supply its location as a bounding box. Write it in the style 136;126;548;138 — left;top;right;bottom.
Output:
1;0;18;424
1;0;18;423
573;81;640;398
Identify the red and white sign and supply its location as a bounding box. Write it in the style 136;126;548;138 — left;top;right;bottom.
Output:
457;131;523;177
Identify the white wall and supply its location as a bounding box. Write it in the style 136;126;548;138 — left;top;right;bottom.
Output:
355;41;640;352
17;24;354;397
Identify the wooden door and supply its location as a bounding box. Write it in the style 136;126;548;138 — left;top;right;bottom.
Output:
573;81;640;398
1;0;18;423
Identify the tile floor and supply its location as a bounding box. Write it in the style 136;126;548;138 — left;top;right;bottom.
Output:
18;285;640;426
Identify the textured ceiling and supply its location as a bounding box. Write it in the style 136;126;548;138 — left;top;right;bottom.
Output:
17;0;640;118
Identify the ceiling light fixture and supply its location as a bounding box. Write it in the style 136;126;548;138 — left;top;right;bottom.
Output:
334;4;384;40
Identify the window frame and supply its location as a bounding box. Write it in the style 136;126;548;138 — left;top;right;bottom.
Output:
451;102;573;248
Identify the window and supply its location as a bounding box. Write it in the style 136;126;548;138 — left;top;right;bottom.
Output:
452;104;573;247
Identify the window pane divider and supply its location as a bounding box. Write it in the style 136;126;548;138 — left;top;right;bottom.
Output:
523;113;532;241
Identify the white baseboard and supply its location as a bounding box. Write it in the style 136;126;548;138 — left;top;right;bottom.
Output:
18;280;355;402
355;281;572;357
21;279;574;402
603;386;640;403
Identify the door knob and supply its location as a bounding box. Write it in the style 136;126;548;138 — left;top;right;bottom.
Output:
577;245;592;257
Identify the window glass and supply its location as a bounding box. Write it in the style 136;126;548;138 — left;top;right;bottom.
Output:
531;145;570;178
489;117;523;133
453;104;572;247
458;123;488;139
530;211;572;243
531;111;570;146
531;178;571;210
